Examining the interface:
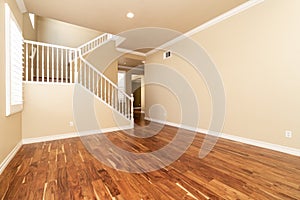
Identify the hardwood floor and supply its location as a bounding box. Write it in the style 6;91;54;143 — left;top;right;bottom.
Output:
0;119;300;199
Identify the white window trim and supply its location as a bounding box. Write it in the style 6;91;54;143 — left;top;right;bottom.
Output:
5;3;24;116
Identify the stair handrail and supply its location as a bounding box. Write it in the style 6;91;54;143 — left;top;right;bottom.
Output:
24;40;77;51
78;33;113;56
23;34;134;122
78;55;132;100
23;40;78;83
79;55;134;121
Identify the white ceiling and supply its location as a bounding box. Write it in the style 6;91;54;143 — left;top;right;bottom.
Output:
23;0;248;34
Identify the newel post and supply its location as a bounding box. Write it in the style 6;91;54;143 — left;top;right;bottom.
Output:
131;93;134;125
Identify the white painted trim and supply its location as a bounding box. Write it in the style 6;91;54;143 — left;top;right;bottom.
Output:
76;84;132;121
23;81;74;86
144;117;300;157
184;0;264;37
22;125;134;144
78;33;113;49
5;3;24;117
118;65;144;71
116;48;146;57
78;125;133;137
24;40;77;51
22;132;79;144
0;141;22;175
146;0;264;56
219;133;300;157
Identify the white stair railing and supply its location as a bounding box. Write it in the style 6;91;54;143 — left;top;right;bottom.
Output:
79;57;133;121
78;33;113;57
24;40;78;83
23;34;134;123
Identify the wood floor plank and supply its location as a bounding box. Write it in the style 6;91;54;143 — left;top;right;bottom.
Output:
0;117;300;199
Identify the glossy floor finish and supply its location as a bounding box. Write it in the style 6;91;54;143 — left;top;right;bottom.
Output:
0;120;300;199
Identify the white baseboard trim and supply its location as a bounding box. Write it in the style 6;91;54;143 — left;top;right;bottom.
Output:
144;117;300;157
0;141;22;175
22;132;79;144
78;125;133;137
22;125;134;144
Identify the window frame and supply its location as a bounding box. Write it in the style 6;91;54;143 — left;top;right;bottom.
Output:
5;3;24;116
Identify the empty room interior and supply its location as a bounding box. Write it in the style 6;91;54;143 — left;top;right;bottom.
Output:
1;0;300;199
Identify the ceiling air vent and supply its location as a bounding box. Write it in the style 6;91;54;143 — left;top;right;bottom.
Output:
163;51;172;59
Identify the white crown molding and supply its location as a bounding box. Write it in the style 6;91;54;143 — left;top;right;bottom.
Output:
144;117;300;157
146;0;265;56
116;48;146;57
118;65;144;71
184;0;265;37
0;141;22;175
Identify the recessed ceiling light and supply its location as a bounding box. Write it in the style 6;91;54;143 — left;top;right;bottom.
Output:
142;61;146;64
126;12;135;19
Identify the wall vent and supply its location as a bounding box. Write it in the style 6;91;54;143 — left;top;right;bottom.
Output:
163;51;172;59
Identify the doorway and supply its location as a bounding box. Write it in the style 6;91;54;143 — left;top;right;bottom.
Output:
131;74;145;121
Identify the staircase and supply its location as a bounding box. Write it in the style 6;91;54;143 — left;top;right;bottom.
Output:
23;33;134;124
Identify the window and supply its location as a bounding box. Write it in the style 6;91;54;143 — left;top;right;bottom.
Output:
29;13;35;29
5;3;24;116
118;71;126;102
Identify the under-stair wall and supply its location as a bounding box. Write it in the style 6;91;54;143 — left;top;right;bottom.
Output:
22;83;131;141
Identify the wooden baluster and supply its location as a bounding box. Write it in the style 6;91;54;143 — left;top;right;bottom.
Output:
56;48;59;83
36;45;39;82
92;71;95;94
25;43;28;81
47;46;49;82
122;95;124;115
88;65;90;90
84;63;86;87
42;46;44;82
65;50;68;83
51;47;54;83
70;51;73;83
108;83;110;105
100;76;103;99
61;49;63;83
104;79;107;102
31;44;34;81
131;94;134;121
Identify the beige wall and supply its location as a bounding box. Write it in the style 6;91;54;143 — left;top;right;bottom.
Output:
86;41;121;84
0;0;23;166
104;60;118;84
22;83;131;139
23;13;36;40
37;17;103;47
145;0;300;149
22;83;76;138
